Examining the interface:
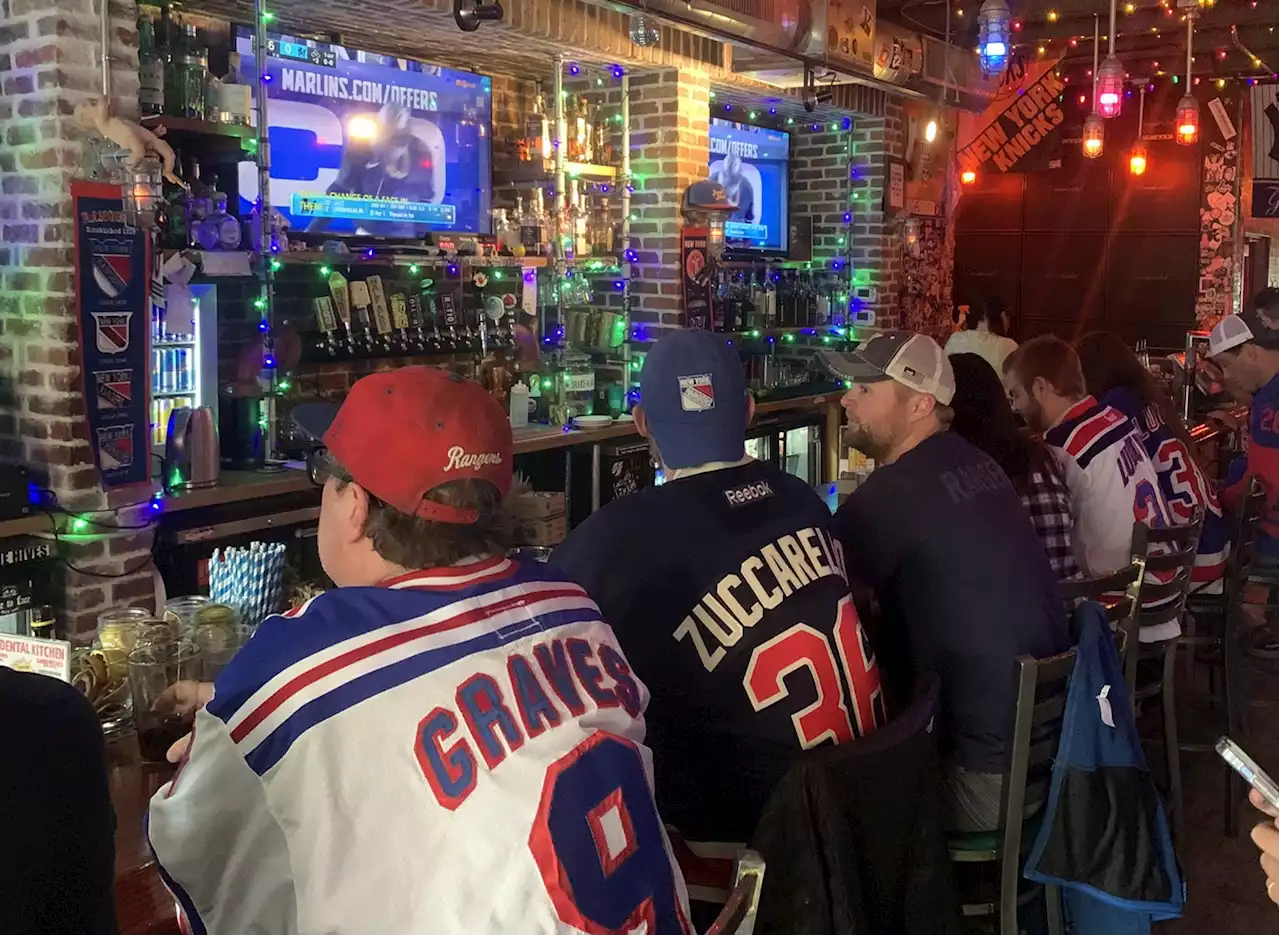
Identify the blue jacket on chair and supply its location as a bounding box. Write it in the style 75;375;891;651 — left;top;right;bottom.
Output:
1022;602;1185;933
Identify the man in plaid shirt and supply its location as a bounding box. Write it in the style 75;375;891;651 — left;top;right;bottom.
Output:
1021;454;1081;581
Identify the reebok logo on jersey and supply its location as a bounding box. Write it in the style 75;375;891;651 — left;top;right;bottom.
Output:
444;446;504;472
723;480;774;507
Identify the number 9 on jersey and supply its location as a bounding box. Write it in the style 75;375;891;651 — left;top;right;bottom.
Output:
529;732;692;934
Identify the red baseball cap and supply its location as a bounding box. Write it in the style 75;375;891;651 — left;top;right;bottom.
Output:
292;367;513;524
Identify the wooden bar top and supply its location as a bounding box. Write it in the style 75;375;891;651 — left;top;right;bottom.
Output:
153;394;841;513
107;733;181;935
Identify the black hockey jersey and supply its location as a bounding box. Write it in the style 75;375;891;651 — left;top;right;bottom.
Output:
552;460;885;898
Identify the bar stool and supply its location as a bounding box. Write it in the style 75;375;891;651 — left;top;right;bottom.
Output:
1181;476;1267;837
1126;513;1205;846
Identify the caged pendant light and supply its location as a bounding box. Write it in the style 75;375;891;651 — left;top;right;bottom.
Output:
1129;87;1148;175
1083;15;1105;158
1096;0;1125;117
977;0;1013;76
1175;11;1199;144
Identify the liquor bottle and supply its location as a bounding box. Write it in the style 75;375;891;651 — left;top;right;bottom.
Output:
525;82;550;163
580;100;595;163
591;197;614;256
138;13;164;117
181;24;209;120
568;180;589;258
163;12;186;116
564;94;581;162
594;111;613;166
184;160;212;248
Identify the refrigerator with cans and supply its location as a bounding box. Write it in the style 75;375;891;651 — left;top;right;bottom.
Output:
151;282;218;449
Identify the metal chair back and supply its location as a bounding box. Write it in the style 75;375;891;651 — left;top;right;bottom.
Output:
1001;649;1077;935
949;649;1077;935
703;851;765;935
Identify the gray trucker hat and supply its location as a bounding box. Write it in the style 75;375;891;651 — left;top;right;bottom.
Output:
817;331;956;405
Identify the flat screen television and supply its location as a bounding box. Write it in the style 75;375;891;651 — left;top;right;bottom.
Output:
708;117;790;256
235;30;492;237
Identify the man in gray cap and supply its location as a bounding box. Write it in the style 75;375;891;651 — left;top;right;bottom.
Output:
819;331;1069;832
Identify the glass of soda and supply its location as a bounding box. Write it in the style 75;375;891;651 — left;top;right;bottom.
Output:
128;635;202;763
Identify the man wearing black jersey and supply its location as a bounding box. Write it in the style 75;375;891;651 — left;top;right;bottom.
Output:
553;329;885;913
819;332;1069;832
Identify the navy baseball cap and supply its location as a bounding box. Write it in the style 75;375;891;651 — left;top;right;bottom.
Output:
639;329;749;470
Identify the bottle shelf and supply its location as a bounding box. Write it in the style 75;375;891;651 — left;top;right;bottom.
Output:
153;339;197;348
502;161;619;185
276;251;553;269
141;115;256;141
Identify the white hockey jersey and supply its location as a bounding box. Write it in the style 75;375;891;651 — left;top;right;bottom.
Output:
1044;397;1178;641
147;556;694;935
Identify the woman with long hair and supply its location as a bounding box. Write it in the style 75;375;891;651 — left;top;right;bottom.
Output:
948;352;1080;580
945;297;1019;375
1075;330;1229;588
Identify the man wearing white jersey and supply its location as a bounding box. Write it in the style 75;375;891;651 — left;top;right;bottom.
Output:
147;367;693;935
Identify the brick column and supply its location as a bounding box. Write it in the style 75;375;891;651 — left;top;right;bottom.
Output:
850;101;908;329
627;68;710;339
790;125;851;269
1;0;157;634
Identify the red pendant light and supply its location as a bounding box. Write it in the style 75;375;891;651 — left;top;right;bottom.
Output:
1175;11;1199;145
1095;0;1123;117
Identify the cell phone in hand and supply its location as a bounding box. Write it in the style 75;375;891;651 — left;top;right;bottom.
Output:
1217;736;1280;809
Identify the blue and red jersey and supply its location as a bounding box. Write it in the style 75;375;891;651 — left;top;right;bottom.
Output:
1101;387;1230;583
1222;372;1279;556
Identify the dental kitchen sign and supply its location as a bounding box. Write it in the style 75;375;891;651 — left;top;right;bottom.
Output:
958;57;1067;174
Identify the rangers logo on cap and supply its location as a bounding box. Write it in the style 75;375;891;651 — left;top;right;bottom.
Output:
678;374;715;412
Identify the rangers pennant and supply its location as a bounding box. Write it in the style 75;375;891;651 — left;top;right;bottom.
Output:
91;311;132;354
93;369;133;409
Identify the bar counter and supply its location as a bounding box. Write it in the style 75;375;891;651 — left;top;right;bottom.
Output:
152;392;844;512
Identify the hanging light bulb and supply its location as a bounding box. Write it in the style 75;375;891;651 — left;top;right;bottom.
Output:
924;117;939;143
1129;140;1147;174
1094;0;1124;117
1175;10;1198;144
1083;114;1105;157
977;0;1012;75
961;169;978;184
1096;57;1125;117
1129;86;1149;175
1175;94;1200;144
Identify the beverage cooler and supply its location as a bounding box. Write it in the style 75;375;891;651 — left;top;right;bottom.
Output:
154;492;325;598
746;415;824;486
151;281;220;449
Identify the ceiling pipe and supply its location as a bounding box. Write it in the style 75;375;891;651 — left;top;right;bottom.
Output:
99;0;111;99
596;0;932;100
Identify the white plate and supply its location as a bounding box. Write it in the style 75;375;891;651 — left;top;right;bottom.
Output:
614;414;634;422
572;415;614;428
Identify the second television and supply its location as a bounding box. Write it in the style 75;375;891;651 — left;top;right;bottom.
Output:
708;117;790;256
236;30;492;238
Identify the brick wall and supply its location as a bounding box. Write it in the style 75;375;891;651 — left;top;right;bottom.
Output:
848;101;908;329
627;68;710;337
0;0;159;633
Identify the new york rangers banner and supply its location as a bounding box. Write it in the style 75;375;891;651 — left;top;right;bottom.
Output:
73;181;151;488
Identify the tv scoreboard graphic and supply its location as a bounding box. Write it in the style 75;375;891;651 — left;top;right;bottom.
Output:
72;182;151;489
